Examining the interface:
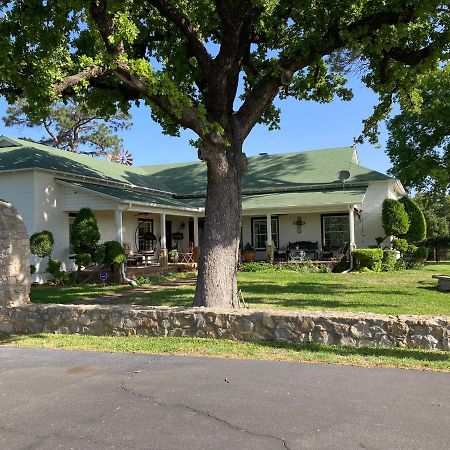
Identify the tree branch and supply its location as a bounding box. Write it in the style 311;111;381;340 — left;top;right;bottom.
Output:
54;66;106;96
146;0;212;72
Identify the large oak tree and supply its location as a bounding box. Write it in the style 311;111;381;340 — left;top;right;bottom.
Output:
0;1;449;307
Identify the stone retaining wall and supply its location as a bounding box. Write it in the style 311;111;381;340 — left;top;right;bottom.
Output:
1;304;449;351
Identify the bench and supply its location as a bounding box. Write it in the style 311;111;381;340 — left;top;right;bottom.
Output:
287;241;318;261
432;275;450;292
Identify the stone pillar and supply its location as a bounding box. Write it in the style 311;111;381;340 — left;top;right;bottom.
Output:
159;213;168;268
193;216;199;263
266;214;273;261
0;200;31;307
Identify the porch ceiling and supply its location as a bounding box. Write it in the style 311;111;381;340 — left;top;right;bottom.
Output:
241;187;367;212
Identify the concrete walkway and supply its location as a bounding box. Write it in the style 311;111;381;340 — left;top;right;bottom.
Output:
0;347;449;450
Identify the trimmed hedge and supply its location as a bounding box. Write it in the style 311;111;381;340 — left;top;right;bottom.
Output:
382;250;397;272
414;246;429;261
103;240;126;265
382;199;409;237
392;238;408;253
29;230;54;259
400;197;426;243
352;249;383;272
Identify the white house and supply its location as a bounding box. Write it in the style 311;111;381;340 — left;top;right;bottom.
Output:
0;136;404;279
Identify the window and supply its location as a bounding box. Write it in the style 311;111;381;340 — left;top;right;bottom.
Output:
137;219;155;251
251;217;279;250
322;214;349;248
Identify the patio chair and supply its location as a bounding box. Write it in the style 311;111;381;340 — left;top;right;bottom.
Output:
179;242;194;264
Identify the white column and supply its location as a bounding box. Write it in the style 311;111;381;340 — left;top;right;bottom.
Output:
193;216;199;247
114;206;123;244
266;214;272;246
349;205;355;247
160;213;166;249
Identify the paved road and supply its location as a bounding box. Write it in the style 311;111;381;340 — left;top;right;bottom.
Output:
0;347;449;450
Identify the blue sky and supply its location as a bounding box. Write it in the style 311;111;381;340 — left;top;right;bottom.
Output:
0;77;393;174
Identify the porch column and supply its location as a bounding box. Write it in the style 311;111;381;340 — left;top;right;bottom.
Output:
114;206;123;244
266;214;273;261
349;205;356;250
159;213;168;268
193;216;199;263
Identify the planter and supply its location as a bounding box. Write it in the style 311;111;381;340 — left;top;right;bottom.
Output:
242;251;256;262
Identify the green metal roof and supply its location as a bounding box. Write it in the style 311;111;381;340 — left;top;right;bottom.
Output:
242;187;367;210
60;181;201;210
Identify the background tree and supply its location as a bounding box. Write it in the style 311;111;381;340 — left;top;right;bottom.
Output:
386;64;450;195
3;98;132;159
0;1;448;307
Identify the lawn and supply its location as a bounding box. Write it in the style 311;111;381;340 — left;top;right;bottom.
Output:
1;333;449;371
30;263;450;316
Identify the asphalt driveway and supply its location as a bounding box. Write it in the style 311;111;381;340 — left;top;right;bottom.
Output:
0;347;449;449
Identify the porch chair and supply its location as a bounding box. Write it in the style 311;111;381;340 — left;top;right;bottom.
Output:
179;241;194;264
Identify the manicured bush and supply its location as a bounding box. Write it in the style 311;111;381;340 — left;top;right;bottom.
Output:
70;208;100;270
93;243;106;264
382;249;397;272
414;246;429;261
399;197;426;243
46;259;62;277
352;249;383;272
392;238;408;253
406;244;418;256
382;199;409;238
74;252;92;268
29;230;54;258
239;261;274;272
103;241;126;265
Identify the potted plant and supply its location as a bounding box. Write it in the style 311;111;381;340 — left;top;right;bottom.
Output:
169;249;179;263
242;243;256;262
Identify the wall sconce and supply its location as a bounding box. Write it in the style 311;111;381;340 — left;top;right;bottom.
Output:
180;222;186;230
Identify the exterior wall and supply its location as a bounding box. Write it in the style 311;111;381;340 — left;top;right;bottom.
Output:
62;185;116;211
0;171;35;234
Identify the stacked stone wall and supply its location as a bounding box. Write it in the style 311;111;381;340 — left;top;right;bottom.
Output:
1;305;448;351
0;200;30;308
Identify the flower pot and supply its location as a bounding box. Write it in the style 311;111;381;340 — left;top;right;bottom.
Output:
242;251;256;262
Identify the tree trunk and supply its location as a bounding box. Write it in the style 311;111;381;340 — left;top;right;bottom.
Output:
193;143;247;308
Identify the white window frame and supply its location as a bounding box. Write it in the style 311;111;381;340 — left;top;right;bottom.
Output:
251;217;279;251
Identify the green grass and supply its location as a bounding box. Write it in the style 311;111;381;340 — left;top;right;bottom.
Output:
30;263;450;316
1;333;449;371
30;284;131;304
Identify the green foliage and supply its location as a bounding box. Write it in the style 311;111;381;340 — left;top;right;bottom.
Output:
29;230;54;259
386;64;450;194
93;244;106;264
71;208;100;269
103;241;126;265
414;194;450;239
399;197;426;243
352;249;383;272
239;261;274;272
332;256;350;273
414;246;429;261
406;244;418;256
3;99;132;157
46;259;69;283
382;250;397;272
392;238;408;253
382;199;409;238
74;253;92;269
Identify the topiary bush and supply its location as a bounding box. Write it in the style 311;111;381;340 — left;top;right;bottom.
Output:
70;208;100;270
392;238;408;253
399;197;426;243
352;249;383;272
382;249;397;272
74;252;92;269
29;230;54;259
413;246;429;262
382;199;409;238
103;240;126;266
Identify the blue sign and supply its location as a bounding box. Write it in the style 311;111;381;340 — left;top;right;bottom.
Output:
99;272;108;281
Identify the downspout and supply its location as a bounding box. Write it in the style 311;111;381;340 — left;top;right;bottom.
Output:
117;203;137;286
342;204;355;274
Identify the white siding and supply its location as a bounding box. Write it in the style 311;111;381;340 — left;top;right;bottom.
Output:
0;171;35;234
62;185;116;211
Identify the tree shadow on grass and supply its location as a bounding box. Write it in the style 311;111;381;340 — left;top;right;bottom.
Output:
109;286;195;307
256;340;450;363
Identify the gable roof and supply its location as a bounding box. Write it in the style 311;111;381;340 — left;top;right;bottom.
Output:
0;137;392;200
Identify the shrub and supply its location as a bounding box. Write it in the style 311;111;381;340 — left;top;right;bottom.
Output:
103;241;126;265
29;230;54;258
30;264;36;275
74;252;92;268
352;249;383;272
332;256;350;273
406;244;418;256
70;208;100;252
399;197;426;243
392;238;408;253
46;259;62;277
382;249;397;272
93;244;106;264
414;246;429;261
239;261;274;272
382;199;409;238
